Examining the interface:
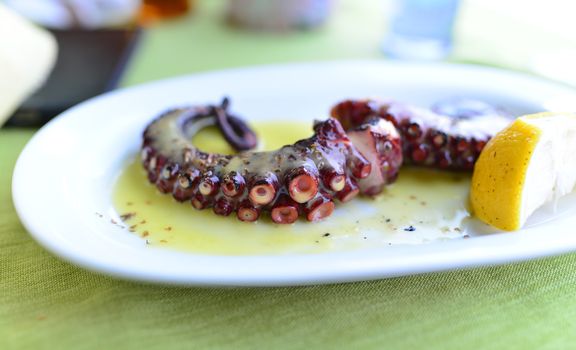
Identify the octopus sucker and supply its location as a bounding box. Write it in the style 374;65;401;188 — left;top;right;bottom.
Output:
286;166;319;203
237;200;260;222
336;177;360;203
270;194;300;224
213;197;234;216
248;174;279;206
305;193;335;222
142;100;403;224
330;99;511;171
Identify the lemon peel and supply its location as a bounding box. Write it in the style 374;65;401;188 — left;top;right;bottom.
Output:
471;112;576;231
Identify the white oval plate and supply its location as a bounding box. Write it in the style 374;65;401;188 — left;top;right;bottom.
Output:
13;61;576;286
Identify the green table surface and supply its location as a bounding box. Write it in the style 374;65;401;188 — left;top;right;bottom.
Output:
3;1;576;349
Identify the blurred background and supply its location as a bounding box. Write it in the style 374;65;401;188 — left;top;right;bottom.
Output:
2;0;576;126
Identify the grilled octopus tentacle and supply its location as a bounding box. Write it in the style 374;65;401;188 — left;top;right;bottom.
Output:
141;102;403;224
330;99;511;170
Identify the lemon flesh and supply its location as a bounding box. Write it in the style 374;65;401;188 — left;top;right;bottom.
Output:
471;112;576;231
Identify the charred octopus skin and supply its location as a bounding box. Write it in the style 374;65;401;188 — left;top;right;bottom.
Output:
141;102;403;224
331;99;511;170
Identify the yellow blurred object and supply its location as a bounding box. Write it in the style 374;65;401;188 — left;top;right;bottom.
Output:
138;0;192;24
0;4;57;126
471;112;576;231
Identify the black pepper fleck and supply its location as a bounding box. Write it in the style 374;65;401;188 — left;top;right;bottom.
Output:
120;212;136;221
404;225;416;232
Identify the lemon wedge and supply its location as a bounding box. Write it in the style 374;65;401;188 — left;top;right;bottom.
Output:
470;112;576;231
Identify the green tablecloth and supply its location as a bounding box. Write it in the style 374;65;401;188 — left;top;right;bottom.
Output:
3;1;576;348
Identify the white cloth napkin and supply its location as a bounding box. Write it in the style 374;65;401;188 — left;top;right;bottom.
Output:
0;4;57;127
